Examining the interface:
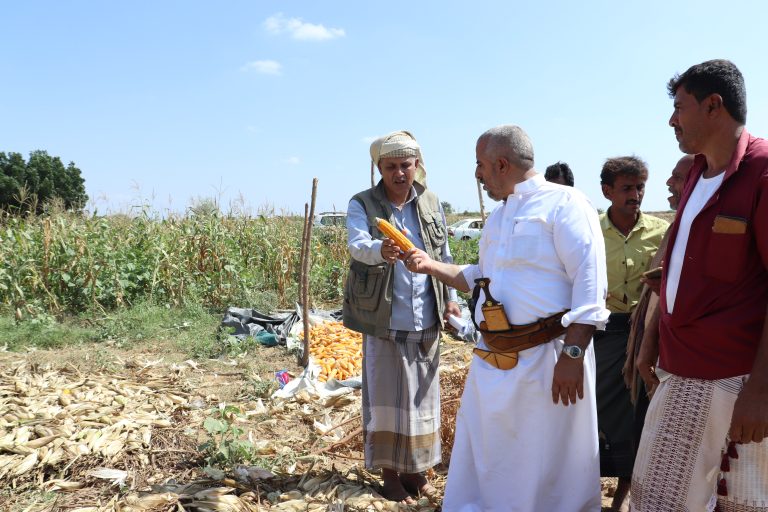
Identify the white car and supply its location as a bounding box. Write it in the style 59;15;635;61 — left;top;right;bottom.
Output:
449;218;484;240
314;212;347;228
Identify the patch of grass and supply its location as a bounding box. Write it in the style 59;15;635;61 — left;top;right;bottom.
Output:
0;301;221;356
91;301;218;346
0;315;93;351
252;450;300;474
0;488;58;511
241;376;278;400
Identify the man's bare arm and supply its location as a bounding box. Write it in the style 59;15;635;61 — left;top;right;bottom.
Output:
636;304;661;394
729;305;768;443
552;323;595;406
403;248;470;293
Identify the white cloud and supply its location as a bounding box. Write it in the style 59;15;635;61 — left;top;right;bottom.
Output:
284;156;300;165
264;13;345;41
241;60;282;75
362;136;377;144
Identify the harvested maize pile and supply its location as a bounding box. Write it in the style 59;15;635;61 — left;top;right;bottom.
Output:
302;321;363;382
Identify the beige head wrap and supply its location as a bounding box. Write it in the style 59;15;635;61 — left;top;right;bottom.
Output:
369;130;427;187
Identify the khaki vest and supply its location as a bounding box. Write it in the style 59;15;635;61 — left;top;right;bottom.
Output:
343;181;450;337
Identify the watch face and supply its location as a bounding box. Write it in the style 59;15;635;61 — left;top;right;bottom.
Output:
565;346;582;357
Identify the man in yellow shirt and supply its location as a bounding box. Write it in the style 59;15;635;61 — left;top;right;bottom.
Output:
597;156;668;511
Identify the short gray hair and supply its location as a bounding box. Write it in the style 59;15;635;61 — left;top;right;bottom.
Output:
478;125;535;171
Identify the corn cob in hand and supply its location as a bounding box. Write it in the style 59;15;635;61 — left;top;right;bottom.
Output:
375;217;414;252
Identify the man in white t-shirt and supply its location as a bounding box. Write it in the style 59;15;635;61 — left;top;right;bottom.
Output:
631;59;768;511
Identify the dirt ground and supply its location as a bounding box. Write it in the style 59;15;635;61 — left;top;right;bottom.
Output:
0;334;620;511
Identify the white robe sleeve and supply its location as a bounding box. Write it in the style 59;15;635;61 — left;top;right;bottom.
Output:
553;195;609;329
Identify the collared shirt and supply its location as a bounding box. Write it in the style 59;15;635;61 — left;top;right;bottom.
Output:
347;186;458;332
462;174;609;347
659;129;768;379
600;211;668;313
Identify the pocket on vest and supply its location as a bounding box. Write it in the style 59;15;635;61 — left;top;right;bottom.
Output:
424;213;447;248
346;260;387;311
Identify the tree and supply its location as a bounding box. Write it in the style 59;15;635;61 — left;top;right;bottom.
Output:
0;150;87;213
441;201;454;215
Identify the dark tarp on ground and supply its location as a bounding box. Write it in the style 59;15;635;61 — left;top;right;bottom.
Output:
219;305;343;345
220;307;298;345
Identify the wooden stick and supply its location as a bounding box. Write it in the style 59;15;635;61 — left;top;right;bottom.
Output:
301;178;319;367
370;161;375;188
299;203;309;309
476;178;486;223
324;451;365;461
309;415;362;450
300;204;310;367
313;426;363;454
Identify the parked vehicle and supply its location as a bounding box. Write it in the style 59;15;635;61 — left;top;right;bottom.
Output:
449;218;484;240
314;212;347;228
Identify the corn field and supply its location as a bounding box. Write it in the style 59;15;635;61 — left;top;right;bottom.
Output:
0;210;349;319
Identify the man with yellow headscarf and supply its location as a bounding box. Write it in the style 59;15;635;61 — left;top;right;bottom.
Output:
343;130;460;504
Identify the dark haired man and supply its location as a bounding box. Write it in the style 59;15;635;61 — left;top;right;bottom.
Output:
631;59;768;511
597;156;668;511
545;161;575;186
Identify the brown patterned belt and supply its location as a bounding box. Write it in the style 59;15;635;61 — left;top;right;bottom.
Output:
473;311;568;370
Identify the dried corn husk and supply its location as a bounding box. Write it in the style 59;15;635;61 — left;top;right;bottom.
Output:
0;361;188;491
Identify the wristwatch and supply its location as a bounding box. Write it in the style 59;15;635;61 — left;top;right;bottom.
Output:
561;345;585;359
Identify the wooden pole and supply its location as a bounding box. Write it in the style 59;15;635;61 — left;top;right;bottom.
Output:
299;204;309;306
299;203;310;365
300;178;319;368
476;178;487;222
370;162;375;188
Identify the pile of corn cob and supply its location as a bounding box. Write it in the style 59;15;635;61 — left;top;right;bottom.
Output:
302;322;363;382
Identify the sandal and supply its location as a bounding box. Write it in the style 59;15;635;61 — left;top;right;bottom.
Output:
381;480;417;505
400;474;438;499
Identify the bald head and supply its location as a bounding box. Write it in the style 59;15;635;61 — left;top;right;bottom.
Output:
667;154;695;209
477;125;535;172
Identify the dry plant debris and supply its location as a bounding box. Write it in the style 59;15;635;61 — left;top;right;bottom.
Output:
0;360;198;509
0;340;475;511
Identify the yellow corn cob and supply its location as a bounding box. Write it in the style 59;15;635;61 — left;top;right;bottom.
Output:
375;217;415;252
302;321;363;382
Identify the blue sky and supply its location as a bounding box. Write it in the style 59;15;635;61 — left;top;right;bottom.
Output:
2;1;767;217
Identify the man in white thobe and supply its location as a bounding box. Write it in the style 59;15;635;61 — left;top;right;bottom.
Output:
406;125;609;511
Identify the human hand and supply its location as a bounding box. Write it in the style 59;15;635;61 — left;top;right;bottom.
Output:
443;301;461;328
640;276;662;296
380;238;402;265
636;332;660;396
552;356;584;406
729;381;768;443
403;248;434;274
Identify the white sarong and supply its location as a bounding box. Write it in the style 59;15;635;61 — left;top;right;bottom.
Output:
442;338;601;512
631;372;768;512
